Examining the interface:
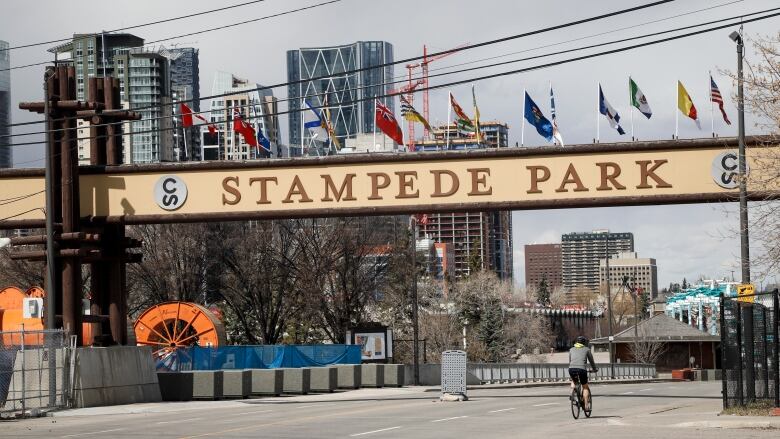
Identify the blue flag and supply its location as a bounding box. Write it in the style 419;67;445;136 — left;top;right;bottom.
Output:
524;92;553;141
256;125;271;152
598;85;626;135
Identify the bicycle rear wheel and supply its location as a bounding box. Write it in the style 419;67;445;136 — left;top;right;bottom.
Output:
584;392;592;418
570;388;581;419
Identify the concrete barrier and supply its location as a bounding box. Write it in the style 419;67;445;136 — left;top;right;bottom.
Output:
222;370;251;398
250;369;283;396
361;364;384;388
190;370;223;400
282;368;310;394
72;346;162;408
310;367;337;393
157;372;193;401
383;364;405;387
336;365;361;389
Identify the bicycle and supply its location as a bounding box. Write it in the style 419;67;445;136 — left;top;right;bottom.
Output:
570;370;594;419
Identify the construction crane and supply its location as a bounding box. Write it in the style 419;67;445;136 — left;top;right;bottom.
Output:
405;43;469;141
389;78;423;150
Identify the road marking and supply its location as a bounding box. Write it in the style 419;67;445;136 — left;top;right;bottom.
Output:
488;407;517;413
156;418;200;425
431;415;468;423
61;428;125;438
620;391;635;395
297;405;313;409
231;410;273;416
532;403;560;407
349;426;402;436
219;411;275;423
640;388;653;392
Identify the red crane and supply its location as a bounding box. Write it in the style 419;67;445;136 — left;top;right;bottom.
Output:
388;78;423;150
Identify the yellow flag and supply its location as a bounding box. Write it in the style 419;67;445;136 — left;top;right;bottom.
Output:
677;81;699;121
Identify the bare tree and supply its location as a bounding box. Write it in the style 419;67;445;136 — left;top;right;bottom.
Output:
628;327;668;365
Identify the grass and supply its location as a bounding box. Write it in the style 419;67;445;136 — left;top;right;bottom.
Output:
721;401;776;416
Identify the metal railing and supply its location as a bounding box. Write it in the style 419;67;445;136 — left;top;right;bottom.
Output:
0;328;73;418
468;362;656;384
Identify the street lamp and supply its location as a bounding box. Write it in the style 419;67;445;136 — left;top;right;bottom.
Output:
729;29;750;284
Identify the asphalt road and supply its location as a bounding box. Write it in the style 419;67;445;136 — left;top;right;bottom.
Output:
2;381;778;438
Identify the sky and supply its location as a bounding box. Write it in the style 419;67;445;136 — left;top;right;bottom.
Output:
1;0;778;290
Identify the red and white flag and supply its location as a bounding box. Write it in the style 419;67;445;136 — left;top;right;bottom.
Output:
232;109;258;148
710;76;731;125
180;103;217;134
375;99;404;146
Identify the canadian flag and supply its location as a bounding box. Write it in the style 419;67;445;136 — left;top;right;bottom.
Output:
179;103;216;134
232;109;258;148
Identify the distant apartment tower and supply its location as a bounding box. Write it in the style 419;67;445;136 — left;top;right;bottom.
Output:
599;252;659;299
287;41;394;156
562;230;634;292
525;244;562;290
200;71;280;161
0;40;10;168
416;211;513;280
168;47;200;161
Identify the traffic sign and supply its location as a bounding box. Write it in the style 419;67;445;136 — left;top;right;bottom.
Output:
737;283;755;303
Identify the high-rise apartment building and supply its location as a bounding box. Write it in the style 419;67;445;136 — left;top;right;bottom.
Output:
562;230;634;292
168;47;200;161
200;72;279;161
287;41;394;156
525;244;562;290
599;252;659;299
0;40;11;168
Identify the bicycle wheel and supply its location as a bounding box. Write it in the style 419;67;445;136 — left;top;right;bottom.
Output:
584;391;592;418
570;388;581;419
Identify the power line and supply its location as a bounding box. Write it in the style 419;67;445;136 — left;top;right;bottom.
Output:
5;9;778;159
0;190;45;205
0;0;278;52
3;6;775;144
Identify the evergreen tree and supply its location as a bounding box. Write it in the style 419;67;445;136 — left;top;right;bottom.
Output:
536;276;551;306
682;278;688;290
477;297;505;362
467;238;483;276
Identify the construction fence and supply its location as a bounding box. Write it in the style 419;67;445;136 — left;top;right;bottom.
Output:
0;328;73;418
720;290;780;409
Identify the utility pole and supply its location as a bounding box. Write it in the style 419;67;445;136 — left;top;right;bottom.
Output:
730;29;750;283
411;218;420;386
42;69;56;332
605;233;615;379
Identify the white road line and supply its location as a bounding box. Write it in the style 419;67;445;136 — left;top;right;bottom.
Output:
349;426;403;436
488;407;517;413
640;388;653;392
620;391;635;395
431;415;469;423
231;410;273;416
532;403;560;407
296;405;313;409
155;417;200;425
61;428;125;438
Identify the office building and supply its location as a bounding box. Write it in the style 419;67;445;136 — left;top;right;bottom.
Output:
287;41;394;156
168;47;200;161
562;230;634;292
599;252;658;299
200;71;280;161
525;243;562;290
0;40;10;168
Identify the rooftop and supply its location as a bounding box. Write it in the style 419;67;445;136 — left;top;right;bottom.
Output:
591;313;719;344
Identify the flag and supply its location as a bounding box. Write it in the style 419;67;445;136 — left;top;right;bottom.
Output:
549;86;564;146
710;75;731;125
629;77;652;119
303;100;328;141
598;85;626;135
472;85;482;143
180;103;216;134
523;91;553;141
450;93;475;134
256;125;271;152
375;99;404;145
414;213;429;225
321;97;341;150
232;109;258;148
399;95;432;132
677;80;701;128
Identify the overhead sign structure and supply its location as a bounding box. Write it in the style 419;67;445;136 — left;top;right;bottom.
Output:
736;283;755;303
0;138;777;229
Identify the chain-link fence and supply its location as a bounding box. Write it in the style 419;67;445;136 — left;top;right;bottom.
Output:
0;328;73;418
720;291;779;409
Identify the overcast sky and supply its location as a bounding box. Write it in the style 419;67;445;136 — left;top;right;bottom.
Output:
2;0;778;290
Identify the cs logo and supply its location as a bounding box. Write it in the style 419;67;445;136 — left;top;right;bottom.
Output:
711;151;748;189
154;175;188;211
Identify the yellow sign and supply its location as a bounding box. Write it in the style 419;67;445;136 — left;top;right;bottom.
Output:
0;139;777;228
737;284;755;303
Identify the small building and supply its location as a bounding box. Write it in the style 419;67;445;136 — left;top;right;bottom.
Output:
591;313;719;371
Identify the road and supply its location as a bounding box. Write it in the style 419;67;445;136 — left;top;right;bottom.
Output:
2;381;778;438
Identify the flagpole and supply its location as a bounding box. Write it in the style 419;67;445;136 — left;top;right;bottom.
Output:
521;89;525;147
373;97;377;151
446;92;451;151
629;76;635;142
300;98;305;155
596;83;600;144
709;71;715;138
675;81;679;140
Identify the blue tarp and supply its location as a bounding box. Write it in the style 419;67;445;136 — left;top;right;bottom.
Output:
158;344;361;371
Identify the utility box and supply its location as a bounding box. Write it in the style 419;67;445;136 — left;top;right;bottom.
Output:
441;350;467;401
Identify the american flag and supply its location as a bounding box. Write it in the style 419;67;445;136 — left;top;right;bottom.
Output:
710;76;732;125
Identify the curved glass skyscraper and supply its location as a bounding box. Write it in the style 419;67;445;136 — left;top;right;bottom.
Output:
0;40;11;168
287;41;393;155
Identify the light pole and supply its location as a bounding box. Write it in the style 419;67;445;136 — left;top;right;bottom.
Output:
729;29;750;284
411;218;420;386
605;233;615;379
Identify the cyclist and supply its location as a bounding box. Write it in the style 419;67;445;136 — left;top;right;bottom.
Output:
569;335;597;409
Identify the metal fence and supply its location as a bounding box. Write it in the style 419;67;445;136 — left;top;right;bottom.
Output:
720;291;779;409
468;362;656;384
0;328;73;418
